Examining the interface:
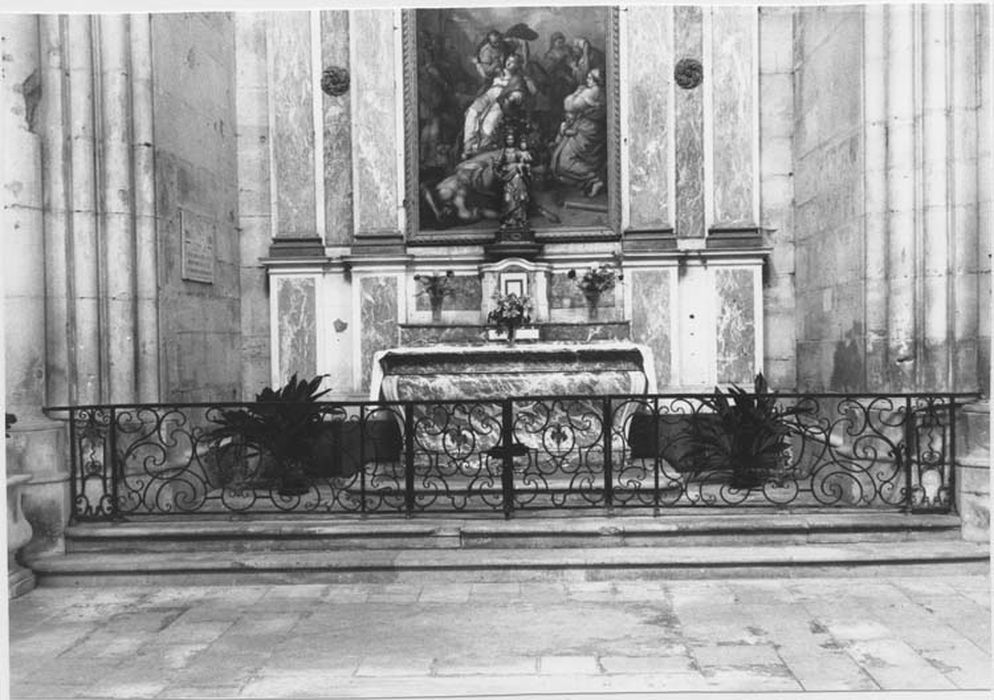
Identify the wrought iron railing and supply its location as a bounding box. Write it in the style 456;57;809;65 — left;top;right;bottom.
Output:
47;392;975;521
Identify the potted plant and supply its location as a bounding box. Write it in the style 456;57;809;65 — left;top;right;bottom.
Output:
209;374;331;496
567;263;622;320
687;373;807;489
487;292;532;345
414;270;456;323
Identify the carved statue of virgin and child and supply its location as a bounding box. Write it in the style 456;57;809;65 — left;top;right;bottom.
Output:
417;11;609;233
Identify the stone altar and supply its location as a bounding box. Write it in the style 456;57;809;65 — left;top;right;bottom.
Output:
370;342;657;402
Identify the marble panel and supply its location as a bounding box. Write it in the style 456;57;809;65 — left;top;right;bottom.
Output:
321;10;353;244
630;269;671;389
413;276;482;312
711;7;754;226
351;10;399;235
627;5;671;230
674;6;705;238
277;277;317;381
269;12;316;237
360;275;399;392
715;268;756;386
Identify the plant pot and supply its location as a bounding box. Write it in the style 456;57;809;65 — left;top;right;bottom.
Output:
584;292;601;321
430;297;443;323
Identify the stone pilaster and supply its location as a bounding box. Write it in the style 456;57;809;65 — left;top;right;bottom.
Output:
97;14;138;404
130;13;160;403
863;4;888;391
66;15;102;406
236;12;274;397
38;16;71;409
758;6;796;388
884;4;918;391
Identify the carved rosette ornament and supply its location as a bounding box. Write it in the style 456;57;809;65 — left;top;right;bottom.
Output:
674;58;703;90
321;66;350;97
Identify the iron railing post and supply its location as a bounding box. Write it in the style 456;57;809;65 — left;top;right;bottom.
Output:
947;397;957;515
68;409;78;522
405;402;415;517
603;397;613;508
359;405;367;514
501;399;515;519
902;396;914;513
652;397;661;512
108;408;120;521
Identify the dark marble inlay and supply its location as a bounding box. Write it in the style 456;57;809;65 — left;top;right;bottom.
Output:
322;10;354;244
674;6;705;239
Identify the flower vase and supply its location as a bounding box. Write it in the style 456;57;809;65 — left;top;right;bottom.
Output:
584;292;601;321
506;326;516;346
430;297;443;324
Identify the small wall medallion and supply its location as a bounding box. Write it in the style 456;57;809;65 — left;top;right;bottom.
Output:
674;58;703;90
321;66;350;97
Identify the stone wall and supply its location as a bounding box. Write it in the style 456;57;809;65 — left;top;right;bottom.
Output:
152;14;242;402
792;7;865;392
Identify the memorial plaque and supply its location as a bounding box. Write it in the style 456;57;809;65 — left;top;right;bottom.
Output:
180;209;216;284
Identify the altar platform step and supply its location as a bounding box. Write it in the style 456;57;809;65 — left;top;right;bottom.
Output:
27;512;988;586
61;511;965;554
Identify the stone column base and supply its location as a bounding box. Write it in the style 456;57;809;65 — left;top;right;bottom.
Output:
956;400;990;543
8;557;36;599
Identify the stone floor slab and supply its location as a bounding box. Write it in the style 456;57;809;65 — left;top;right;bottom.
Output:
7;573;991;697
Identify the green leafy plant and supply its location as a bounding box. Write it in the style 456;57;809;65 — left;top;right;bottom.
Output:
687;373;807;489
210;374;330;496
487;292;532;339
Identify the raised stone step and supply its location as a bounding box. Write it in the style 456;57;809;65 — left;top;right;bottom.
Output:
63;512;964;553
27;539;990;586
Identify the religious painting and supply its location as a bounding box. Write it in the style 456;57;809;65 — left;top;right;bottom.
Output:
405;6;618;241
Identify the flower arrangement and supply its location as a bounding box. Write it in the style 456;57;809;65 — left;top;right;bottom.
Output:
414;270;456;320
486;292;532;338
567;263;623;295
413;270;456;300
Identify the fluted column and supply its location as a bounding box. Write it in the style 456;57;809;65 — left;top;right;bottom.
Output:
885;4;918;391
